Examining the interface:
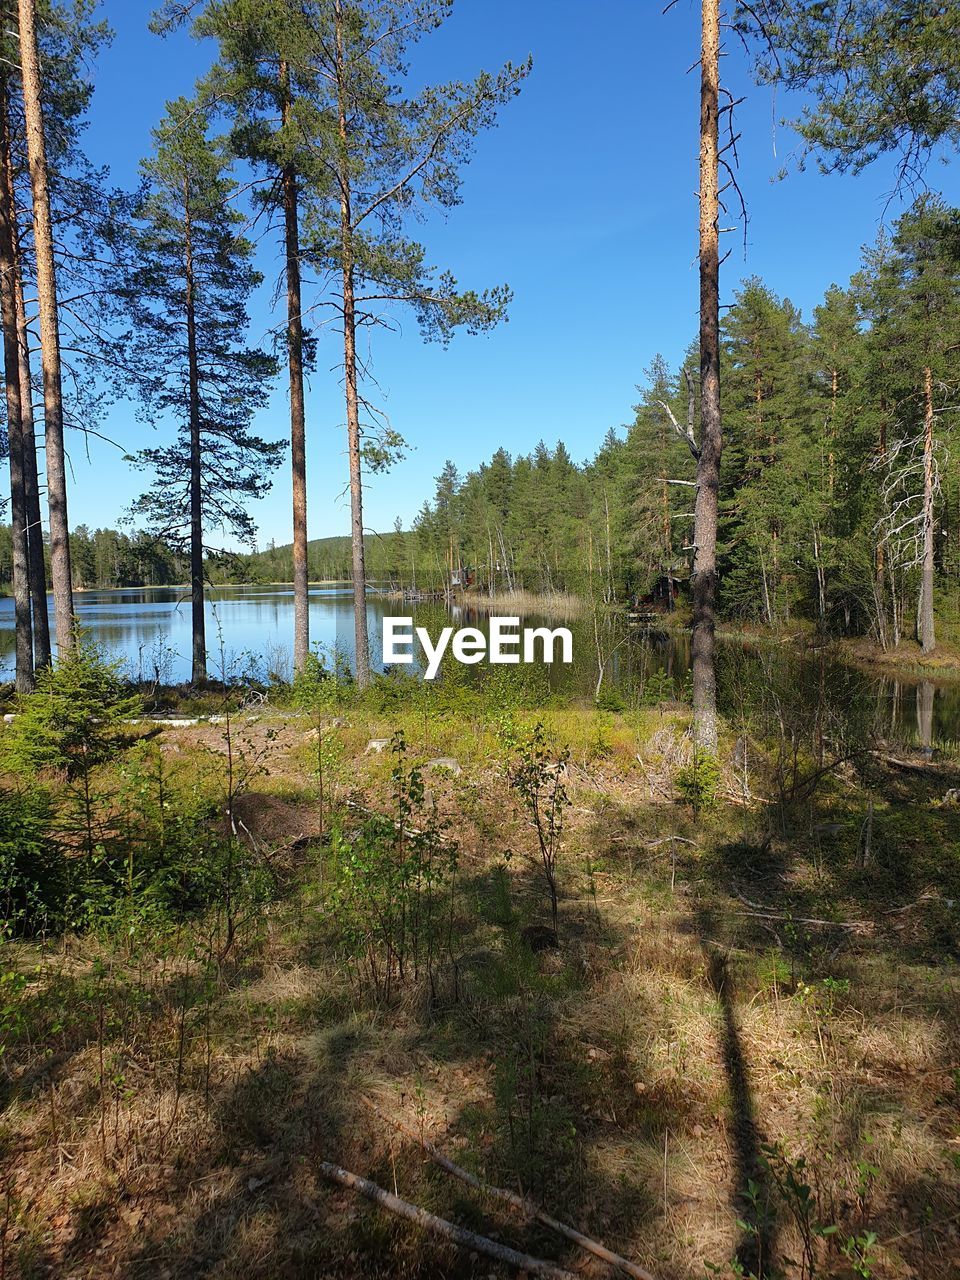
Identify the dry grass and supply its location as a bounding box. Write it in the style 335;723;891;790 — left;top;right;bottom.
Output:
2;700;960;1279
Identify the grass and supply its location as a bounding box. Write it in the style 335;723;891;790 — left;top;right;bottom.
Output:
1;683;960;1279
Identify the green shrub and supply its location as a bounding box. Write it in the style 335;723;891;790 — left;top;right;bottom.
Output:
329;730;458;999
0;635;140;778
0;787;67;934
675;751;722;811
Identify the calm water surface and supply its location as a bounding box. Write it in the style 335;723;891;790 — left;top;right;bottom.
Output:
2;584;960;748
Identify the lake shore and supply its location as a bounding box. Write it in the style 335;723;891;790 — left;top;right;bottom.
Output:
646;606;960;681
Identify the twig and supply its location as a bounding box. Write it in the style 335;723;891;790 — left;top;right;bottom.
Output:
362;1100;658;1280
316;1161;579;1280
728;909;869;931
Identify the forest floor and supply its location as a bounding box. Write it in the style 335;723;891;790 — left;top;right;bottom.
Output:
3;690;960;1279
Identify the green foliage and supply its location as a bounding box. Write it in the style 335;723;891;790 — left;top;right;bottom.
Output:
0;788;66;934
507;721;571;935
328;731;458;1000
0;637;141;778
676;751;721;812
736;1;960;184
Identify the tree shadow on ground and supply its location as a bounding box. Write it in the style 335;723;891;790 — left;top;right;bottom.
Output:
693;903;779;1280
103;862;687;1278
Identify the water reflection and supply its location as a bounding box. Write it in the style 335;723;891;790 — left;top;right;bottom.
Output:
1;586;959;748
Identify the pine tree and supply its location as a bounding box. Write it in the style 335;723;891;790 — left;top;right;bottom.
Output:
16;0;74;654
856;198;960;652
693;0;722;752
159;0;330;675
736;2;960;186
0;66;31;690
303;0;529;686
123;99;282;682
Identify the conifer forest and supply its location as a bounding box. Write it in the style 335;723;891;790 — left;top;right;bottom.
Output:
7;3;960;1278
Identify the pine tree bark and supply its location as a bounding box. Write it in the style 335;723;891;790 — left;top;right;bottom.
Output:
183;179;206;683
17;0;73;654
281;61;310;675
2;67;49;669
12;193;50;669
335;2;371;688
692;0;721;752
0;72;32;690
919;364;936;652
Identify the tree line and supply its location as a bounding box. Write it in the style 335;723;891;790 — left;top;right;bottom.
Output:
4;0;960;755
409;200;960;657
0;0;529;693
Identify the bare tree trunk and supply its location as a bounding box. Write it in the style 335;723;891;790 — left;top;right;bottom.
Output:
335;2;371;688
0;72;32;690
812;523;826;625
916;679;934;751
692;0;721;753
183;180;206;683
3;71;48;669
281;61;309;674
12;196;50;669
919;365;936;653
17;0;73;655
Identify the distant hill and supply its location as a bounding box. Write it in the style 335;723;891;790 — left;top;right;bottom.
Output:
216;531;409;584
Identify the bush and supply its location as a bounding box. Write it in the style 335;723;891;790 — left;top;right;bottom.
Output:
0;788;67;934
0;636;140;778
676;751;722;811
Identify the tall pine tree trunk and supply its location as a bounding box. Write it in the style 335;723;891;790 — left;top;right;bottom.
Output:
281;62;309;674
919;364;936;652
2;67;48;669
692;0;721;752
335;2;371;688
0;72;32;690
183;181;206;683
17;0;73;654
12;196;50;669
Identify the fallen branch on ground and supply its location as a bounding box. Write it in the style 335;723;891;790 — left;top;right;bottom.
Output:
728;888;869;930
363;1099;658;1280
316;1161;578;1280
872;751;935;772
729;909;869;931
344;798;453;843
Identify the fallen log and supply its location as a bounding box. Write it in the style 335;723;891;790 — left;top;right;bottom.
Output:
364;1099;658;1280
316;1161;578;1280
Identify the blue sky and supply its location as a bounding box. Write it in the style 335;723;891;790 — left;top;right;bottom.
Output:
57;1;956;546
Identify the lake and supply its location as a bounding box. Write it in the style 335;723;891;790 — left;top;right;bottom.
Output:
2;583;959;749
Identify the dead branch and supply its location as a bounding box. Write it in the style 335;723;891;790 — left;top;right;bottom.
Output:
655;367;699;460
363;1101;658;1280
316;1161;579;1280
